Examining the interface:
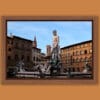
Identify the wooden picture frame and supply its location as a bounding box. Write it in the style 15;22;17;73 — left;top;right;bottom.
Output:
0;16;98;85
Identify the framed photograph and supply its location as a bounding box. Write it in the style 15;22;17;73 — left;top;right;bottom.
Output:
1;16;98;84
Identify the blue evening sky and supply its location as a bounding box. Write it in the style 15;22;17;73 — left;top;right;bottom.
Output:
7;21;92;53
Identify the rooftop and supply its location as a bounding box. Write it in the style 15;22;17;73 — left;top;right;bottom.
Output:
61;40;92;49
32;47;41;50
7;35;33;42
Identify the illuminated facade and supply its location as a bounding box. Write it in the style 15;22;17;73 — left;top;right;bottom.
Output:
61;40;92;72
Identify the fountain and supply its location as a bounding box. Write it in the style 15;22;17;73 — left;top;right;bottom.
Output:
15;30;62;78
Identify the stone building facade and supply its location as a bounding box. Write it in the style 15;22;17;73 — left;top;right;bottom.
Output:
61;40;92;72
32;47;41;65
7;35;32;67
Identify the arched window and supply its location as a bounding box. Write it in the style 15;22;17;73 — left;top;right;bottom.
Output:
8;48;11;51
72;68;75;72
84;50;87;54
15;55;19;60
76;58;79;62
27;56;30;61
21;55;24;60
8;56;11;60
33;57;35;61
76;51;79;55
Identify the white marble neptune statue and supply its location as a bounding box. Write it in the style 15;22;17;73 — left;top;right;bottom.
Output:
51;30;60;63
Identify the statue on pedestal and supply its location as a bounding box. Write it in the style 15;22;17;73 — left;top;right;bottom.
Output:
50;30;61;75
